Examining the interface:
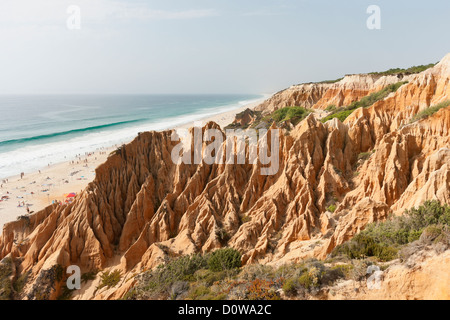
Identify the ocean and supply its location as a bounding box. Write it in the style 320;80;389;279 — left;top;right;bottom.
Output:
0;94;263;179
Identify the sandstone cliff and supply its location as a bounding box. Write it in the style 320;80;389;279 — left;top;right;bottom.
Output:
324;249;450;300
254;73;416;114
1;54;449;300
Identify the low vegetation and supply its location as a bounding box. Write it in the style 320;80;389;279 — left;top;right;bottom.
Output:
227;106;313;130
410;100;450;123
327;205;337;213
0;259;32;300
321;110;354;123
98;270;122;290
332;201;450;261
357;151;372;161
81;270;99;283
9;202;441;301
124;250;360;300
208;248;242;272
57;285;75;300
0;258;13;300
321;81;408;123
369;63;436;76
124;248;242;300
13;271;29;294
261;106;312;127
123;202;450;300
318;77;344;84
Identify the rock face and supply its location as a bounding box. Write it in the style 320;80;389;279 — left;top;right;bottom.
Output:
255;73;416;114
228;108;260;128
358;250;450;300
1;55;450;300
325;250;450;300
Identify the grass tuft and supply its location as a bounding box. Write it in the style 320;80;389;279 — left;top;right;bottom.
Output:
410;100;450;123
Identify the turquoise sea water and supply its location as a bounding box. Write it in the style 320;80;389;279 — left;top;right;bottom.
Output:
0;94;263;178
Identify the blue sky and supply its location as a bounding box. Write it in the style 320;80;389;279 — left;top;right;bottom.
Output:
0;0;449;94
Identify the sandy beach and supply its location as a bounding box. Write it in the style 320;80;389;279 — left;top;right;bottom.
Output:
0;100;262;231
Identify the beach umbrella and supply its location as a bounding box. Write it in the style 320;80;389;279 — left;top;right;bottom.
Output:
66;192;76;198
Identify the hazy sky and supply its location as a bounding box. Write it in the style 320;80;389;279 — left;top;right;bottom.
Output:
1;0;449;94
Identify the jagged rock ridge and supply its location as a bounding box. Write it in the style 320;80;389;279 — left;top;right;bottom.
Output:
1;54;450;300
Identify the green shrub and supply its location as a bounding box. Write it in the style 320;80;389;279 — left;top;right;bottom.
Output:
321;264;352;286
332;201;450;261
433;226;450;245
81;270;98;283
327;205;337;213
54;264;64;282
98;270;122;290
194;269;228;286
263;106;311;126
179;282;226;301
298;269;319;290
207;248;242;272
122;288;138;300
321;109;354;123
282;278;298;296
419;225;447;244
331;264;353;277
276;264;299;277
0;258;13;300
333;230;399;261
355;81;407;108
239;264;276;281
139;254;208;298
376;246;399;261
215;228;231;245
169;281;190;300
13;271;29;294
369;63;436;76
410;100;450;123
57;285;75;300
187;285;212;300
404;200;450;230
